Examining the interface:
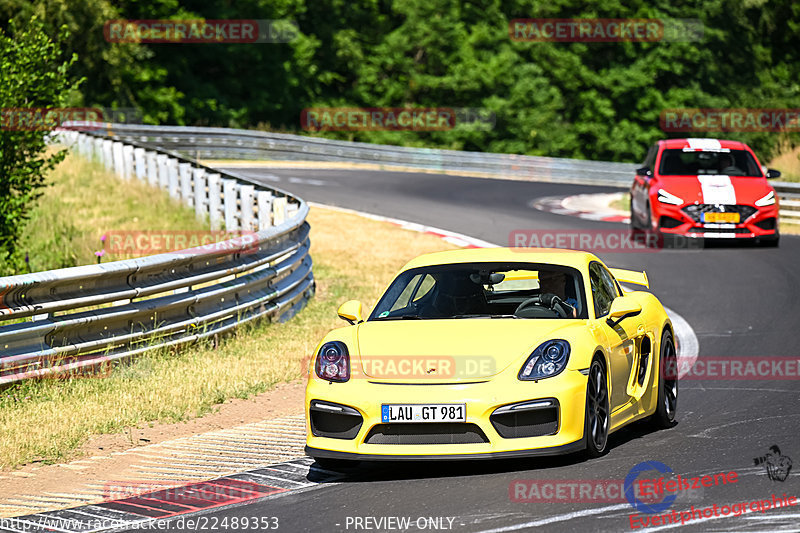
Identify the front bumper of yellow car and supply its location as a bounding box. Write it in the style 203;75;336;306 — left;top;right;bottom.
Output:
305;369;589;460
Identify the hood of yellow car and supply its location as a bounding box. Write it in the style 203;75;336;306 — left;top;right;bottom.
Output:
353;319;584;383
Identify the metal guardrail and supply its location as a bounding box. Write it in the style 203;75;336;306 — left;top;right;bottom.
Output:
99;123;637;187
0;130;315;385
98;123;800;212
772;182;800;221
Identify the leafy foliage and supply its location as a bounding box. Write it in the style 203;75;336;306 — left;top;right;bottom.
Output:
2;0;800;173
0;17;79;269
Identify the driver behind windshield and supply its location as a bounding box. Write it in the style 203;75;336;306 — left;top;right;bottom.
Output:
538;270;578;318
717;153;741;175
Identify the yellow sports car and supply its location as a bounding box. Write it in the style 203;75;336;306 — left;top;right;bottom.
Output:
305;248;677;467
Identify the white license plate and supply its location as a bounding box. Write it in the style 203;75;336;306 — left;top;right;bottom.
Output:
381;404;466;423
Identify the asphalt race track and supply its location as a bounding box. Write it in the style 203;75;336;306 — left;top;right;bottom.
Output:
142;167;800;532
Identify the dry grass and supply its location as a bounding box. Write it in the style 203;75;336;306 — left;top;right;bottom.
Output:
610;195;629;212
0;201;458;468
768;144;800;182
1;148;208;275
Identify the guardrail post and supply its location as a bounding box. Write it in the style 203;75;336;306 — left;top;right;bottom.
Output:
193;168;207;219
257;191;273;230
207;173;222;230
240;185;256;231
112;142;124;178
272;196;287;226
179;163;193;207
122;145;134;180
112;142;123;175
76;134;86;156
93;137;103;163
167;158;180;200
133;148;146;181
156;154;169;190
222;178;239;231
146;151;158;185
102;139;113;168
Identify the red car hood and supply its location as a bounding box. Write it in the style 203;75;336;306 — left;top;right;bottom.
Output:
657;175;773;205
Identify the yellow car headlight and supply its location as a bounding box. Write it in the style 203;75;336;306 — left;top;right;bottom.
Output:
315;341;350;382
519;340;570;380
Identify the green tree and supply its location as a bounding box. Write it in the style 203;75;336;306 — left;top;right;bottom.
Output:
0;18;79;270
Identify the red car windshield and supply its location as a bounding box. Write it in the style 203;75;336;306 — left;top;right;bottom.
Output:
658;149;763;177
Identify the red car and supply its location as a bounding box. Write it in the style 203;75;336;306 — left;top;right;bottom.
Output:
630;138;780;246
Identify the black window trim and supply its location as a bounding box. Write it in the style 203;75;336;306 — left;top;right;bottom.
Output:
589;261;619;319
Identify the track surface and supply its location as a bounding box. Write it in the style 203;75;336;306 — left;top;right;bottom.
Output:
146;168;800;532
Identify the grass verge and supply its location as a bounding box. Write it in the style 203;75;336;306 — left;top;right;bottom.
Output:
768;144;800;182
0;193;458;468
0;148;209;276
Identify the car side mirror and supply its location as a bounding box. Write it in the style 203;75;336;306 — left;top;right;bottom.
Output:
337;300;364;325
766;168;781;179
636;167;652;177
606;296;642;327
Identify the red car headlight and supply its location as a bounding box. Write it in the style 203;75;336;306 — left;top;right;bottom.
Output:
657;189;684;205
755;190;776;207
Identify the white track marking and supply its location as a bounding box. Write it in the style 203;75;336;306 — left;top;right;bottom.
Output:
307;202;497;248
474;503;630;532
664;305;700;379
689;413;800;439
288;176;330;186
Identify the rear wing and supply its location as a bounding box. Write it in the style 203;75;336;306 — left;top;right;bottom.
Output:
609;268;649;289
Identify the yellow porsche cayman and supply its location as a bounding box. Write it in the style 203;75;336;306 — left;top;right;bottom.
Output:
305;248;677;467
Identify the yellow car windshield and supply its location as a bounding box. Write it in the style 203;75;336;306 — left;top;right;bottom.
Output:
370;262;586;320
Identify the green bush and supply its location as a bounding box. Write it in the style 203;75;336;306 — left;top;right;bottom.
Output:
0;18;78;273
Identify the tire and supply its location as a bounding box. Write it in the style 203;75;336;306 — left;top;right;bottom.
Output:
584;358;610;458
650;329;678;429
630;197;642;230
312;457;357;471
643;202;653;231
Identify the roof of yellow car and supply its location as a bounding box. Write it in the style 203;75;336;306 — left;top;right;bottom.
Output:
400;247;599;271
